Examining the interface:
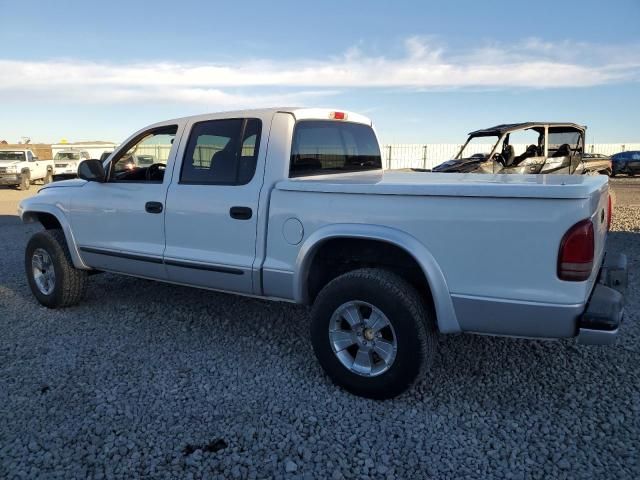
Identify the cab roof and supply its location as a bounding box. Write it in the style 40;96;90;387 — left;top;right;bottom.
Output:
152;107;373;128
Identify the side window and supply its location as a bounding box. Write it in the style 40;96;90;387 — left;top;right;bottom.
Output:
110;126;177;182
27;151;33;162
180;118;261;185
548;129;582;157
81;151;90;160
504;129;542;158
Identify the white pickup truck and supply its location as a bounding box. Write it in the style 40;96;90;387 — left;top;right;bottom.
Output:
18;108;627;398
0;148;54;190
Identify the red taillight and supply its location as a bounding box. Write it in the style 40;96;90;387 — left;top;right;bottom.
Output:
558;219;594;281
607;193;613;231
330;111;346;120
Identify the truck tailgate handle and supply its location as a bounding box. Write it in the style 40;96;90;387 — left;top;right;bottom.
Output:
230;206;252;220
145;201;163;214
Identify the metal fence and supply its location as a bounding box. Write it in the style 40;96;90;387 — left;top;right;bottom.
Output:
382;143;640;170
125;142;640;170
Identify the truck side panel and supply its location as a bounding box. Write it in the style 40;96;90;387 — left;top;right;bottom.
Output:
264;190;598;337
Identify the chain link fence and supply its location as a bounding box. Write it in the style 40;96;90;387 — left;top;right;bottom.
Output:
382;143;640;170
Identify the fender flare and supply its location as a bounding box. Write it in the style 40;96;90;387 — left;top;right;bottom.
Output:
293;223;461;333
20;205;89;270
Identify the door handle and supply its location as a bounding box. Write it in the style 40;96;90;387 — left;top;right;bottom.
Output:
229;206;252;220
145;201;163;214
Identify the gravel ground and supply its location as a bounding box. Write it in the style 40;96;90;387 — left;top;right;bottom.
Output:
0;181;639;479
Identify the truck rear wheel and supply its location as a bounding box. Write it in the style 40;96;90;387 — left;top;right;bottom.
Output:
310;268;436;399
25;229;87;308
43;170;53;184
18;173;30;190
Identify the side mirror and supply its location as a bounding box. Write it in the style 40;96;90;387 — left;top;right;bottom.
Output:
78;159;106;182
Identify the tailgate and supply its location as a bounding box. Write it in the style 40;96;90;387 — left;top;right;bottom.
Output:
588;179;610;283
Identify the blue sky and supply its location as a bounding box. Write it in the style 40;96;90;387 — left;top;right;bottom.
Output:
1;0;639;144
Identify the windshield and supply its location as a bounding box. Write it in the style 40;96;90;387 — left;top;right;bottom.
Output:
55;152;81;161
456;136;500;159
0;151;26;161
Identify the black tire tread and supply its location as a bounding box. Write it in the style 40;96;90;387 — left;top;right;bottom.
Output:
18;172;30;190
26;229;87;308
311;268;436;399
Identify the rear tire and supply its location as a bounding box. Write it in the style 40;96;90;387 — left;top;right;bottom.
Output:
43;170;53;184
25;229;88;308
310;268;436;399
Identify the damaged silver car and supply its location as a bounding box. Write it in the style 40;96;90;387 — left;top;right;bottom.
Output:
433;122;592;174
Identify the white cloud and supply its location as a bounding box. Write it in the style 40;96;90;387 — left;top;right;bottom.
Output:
0;37;638;107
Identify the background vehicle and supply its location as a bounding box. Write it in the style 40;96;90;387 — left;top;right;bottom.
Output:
19;108;626;399
0;148;53;189
433;123;588;175
53;149;91;178
611;151;640;176
582;152;612;175
99;151;112;162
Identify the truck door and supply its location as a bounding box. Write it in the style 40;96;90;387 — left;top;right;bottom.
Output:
27;151;44;179
70;124;182;279
163;117;267;295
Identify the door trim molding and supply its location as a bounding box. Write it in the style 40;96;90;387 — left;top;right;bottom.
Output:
164;258;244;275
79;246;244;275
79;246;163;264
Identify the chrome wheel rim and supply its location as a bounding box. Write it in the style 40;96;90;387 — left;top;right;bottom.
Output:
329;301;397;377
32;248;55;295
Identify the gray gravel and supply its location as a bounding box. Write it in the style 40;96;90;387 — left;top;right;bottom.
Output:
0;185;639;479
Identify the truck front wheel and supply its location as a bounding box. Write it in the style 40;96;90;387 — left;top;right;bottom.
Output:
310;268;436;399
25;229;88;308
18;173;30;190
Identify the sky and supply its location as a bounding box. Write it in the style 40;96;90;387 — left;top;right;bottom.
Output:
0;0;639;145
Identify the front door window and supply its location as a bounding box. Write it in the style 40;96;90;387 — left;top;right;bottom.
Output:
111;126;177;182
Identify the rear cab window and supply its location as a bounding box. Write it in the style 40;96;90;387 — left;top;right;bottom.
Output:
289;121;381;177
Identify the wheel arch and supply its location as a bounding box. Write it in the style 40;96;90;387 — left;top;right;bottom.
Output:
21;206;89;270
294;224;460;333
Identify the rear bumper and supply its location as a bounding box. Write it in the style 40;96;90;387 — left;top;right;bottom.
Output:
577;253;628;345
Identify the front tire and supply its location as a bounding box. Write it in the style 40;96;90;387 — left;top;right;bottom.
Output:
18;173;30;190
25;229;88;308
310;268;436;399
